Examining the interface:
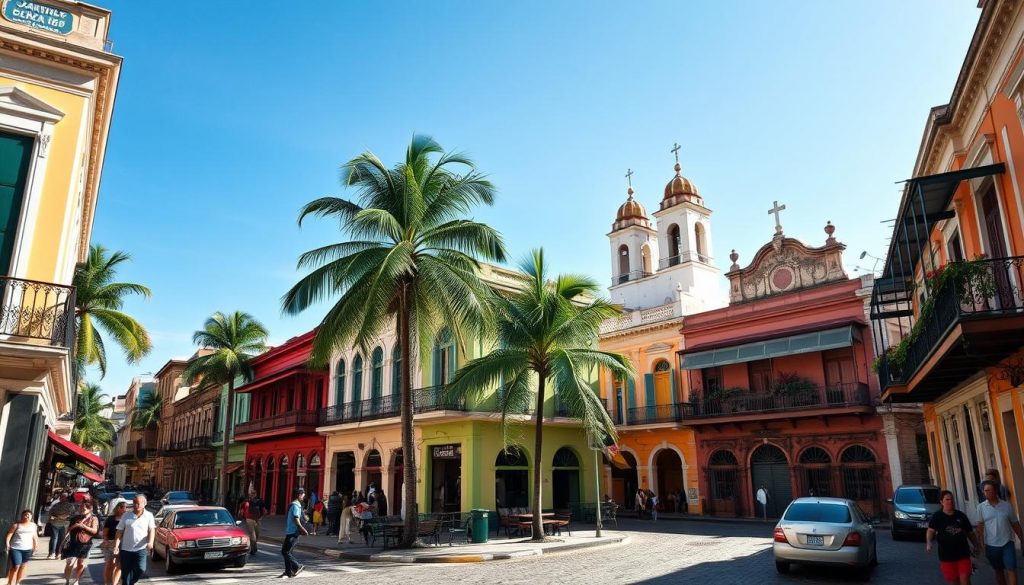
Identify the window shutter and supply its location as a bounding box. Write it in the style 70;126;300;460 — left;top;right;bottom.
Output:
670;369;678;402
644;373;655;406
627;378;637;423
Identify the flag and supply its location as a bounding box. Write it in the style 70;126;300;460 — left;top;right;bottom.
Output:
600;432;631;470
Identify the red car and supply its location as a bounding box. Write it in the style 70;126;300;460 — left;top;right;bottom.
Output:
152;506;249;573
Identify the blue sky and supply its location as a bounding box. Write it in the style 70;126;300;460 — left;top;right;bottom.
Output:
90;0;979;396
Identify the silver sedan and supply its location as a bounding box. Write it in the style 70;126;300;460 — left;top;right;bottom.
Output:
773;497;878;578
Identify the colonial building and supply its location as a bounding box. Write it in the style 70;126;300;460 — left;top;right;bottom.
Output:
680;217;924;519
153;357;188;489
112;376;157;487
314;263;599;517
0;1;121;558
598;155;727;514
869;0;1024;523
164;378;220;501
210;381;248;507
236;331;328;514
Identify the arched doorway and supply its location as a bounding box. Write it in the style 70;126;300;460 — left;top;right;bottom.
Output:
640;244;652;274
495;446;529;509
552;447;580;510
263;457;274;512
694;223;707;261
334;452;355;496
707;450;740;517
653;360;672;405
391;449;403;516
295;454;307;495
611;451;639;510
750;444;791;518
840;445;880;519
250;458;261;497
364;450;382;494
798;447;833;497
618;244;630;281
276;456;289;514
667;225;681;264
654;449;684;513
307;452;322;499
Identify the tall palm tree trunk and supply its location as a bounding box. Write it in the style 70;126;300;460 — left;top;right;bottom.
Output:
220;378;235;506
399;285;418;546
531;373;546;540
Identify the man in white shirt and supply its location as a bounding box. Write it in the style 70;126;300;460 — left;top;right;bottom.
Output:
977;480;1024;585
114;495;156;585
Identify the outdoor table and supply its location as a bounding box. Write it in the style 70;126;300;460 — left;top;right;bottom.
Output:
512;513;557;536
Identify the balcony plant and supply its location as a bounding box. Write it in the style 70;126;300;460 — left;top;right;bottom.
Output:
772;372;817;406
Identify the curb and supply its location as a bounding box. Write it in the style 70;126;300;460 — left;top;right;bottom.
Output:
263;534;630;564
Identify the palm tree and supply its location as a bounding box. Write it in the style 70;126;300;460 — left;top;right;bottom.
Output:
446;249;633;540
283;134;506;546
182;311;268;506
74;245;153;378
130;391;162;431
72;382;115;451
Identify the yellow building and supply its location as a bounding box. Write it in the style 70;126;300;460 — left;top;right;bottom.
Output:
0;0;121;546
598;158;727;515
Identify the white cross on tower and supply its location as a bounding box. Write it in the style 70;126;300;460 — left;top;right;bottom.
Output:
768;200;786;235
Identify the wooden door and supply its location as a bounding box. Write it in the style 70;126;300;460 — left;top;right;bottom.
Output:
0;133;32;276
980;186;1014;308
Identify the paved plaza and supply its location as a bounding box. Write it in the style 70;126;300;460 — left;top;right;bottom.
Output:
16;518;1005;585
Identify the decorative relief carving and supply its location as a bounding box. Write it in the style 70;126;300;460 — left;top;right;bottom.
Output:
726;225;847;303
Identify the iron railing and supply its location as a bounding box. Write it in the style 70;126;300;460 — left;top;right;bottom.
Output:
687;383;872;419
658;252;711;269
611;271;654;286
626;402;689;425
234;409;319;436
319;385;468;426
0;277;75;348
875;256;1024;388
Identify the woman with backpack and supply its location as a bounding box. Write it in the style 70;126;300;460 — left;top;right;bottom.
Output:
61;501;98;585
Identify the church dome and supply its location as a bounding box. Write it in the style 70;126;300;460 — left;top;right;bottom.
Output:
612;187;651;231
662;162;702;208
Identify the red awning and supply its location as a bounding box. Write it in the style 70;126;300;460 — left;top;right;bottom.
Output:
81;471;104;483
47;430;106;472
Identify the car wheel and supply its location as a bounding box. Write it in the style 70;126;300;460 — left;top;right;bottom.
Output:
164;552;177;575
233;556;247;569
775;561;790;574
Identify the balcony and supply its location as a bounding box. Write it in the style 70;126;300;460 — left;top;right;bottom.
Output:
611;271;654;286
129;439;157;461
875;257;1024;402
234;409;319;439
319;385;469;426
685;383;873;423
658;251;711;269
600;301;681;334
626;403;689;425
0;276;75;349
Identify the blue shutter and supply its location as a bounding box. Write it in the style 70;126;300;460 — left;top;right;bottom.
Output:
644;373;655;406
670;369;678;402
626;378;636;424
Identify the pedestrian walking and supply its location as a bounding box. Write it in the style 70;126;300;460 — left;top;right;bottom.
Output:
113;495;156;585
101;502;126;585
927;490;979;585
280;488;309;579
326;491;342;536
375;490;388;517
237;492;263;556
337;505;354;545
311;500;324;536
635;488;647;519
977;480;1024;585
978;469;1011;502
4;510;38;585
61;501;99;585
647;489;659;521
46;493;76;560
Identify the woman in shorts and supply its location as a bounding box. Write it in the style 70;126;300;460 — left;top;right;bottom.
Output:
101;502;126;585
927;490;979;584
4;509;38;585
61;501;98;585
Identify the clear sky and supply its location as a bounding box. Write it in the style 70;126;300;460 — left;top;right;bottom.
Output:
90;0;980;396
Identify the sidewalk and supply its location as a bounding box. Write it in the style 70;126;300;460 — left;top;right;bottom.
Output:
257;515;629;563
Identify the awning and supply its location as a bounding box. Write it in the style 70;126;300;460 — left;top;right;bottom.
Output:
47;430;106;472
224;463;244;475
81;471;104;483
681;325;855;370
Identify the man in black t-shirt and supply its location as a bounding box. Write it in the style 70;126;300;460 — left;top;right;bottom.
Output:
927;490;979;584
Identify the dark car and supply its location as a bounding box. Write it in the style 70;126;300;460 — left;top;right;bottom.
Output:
888;484;941;540
152;506;248;573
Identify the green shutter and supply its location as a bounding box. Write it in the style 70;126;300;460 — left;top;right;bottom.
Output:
627;378;636;424
0;133;32;275
670;369;678;402
644;373;655;406
448;343;457;384
432;345;441;386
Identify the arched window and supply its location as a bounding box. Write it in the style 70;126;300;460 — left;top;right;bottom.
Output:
840;445;878;508
351;354;364;404
617;244;630;282
799;447;833;497
668;224;681;264
551;447;580;509
641;244;652;274
495;446;529;508
694;223;707;261
433;328;455;386
707;450;739;512
552;447;580;468
391;344;401;397
335;359;346;405
371;346;384;404
654;360;671;372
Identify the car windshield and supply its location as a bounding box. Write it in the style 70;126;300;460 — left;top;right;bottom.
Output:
895;488;940;505
173;509;234;528
784;503;852;523
119;492;136;500
166;492;194;501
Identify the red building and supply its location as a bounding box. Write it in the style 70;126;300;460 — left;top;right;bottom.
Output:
236;330;327;514
679;219;926;520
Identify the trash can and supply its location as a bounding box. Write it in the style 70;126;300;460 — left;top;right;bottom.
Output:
470;509;490;543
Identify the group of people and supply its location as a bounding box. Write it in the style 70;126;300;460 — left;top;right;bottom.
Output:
3;491;156;585
926;469;1023;585
634;488;660;521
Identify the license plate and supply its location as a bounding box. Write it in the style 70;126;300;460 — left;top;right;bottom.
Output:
806;535;824;546
917;522;929;528
203;551;224;559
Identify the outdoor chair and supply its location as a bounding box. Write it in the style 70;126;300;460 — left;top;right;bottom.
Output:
600;502;618;530
553;509;572;536
416;519;440;546
447;515;471;546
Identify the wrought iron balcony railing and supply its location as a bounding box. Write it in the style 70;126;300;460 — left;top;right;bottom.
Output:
611;271;654;286
319;385;469;426
626;402;689;425
0;277;75;348
234;409;319;436
686;383;872;419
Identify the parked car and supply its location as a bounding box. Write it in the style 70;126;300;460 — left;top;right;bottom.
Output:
152;506;248;573
161;490;199;507
888;484;941;541
773;497;878;578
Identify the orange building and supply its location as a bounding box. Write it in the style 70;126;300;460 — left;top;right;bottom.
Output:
870;0;1024;523
680;220;925;520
